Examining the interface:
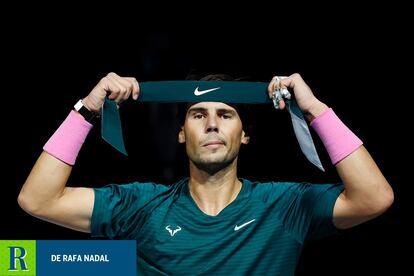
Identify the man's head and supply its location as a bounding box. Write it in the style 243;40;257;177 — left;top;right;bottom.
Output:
177;74;251;174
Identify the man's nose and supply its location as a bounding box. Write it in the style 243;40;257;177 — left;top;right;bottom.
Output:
205;115;219;133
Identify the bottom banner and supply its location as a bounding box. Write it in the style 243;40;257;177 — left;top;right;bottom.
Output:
0;240;136;276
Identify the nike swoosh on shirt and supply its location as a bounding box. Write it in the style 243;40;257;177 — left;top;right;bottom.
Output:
234;219;256;231
194;87;221;96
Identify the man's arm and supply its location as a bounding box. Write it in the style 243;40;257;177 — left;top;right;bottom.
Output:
306;101;394;229
268;73;394;230
18;73;140;232
18;152;95;232
332;147;393;229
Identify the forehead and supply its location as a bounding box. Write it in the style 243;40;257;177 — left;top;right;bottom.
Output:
187;102;238;112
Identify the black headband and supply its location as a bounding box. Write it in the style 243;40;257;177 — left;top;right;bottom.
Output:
101;81;324;171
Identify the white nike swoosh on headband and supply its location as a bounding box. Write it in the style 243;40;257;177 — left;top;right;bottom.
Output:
194;87;221;96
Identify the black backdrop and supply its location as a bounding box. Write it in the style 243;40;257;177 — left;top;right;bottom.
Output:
4;20;410;275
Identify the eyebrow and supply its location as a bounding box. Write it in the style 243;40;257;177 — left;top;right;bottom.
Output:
187;107;237;115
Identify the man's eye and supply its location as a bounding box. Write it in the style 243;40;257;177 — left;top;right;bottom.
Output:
194;114;204;119
222;114;232;119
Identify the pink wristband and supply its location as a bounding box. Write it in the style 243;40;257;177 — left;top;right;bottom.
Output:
43;110;93;165
310;108;363;165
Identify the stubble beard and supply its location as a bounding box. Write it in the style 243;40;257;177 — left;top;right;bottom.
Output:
191;152;238;175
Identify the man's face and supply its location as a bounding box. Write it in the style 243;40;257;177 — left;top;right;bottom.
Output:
178;102;249;173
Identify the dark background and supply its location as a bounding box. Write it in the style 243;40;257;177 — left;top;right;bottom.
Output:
3;7;411;275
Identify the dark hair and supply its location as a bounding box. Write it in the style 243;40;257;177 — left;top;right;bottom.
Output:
177;73;253;137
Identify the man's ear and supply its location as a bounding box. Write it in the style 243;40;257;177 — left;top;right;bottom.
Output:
241;130;250;145
178;127;186;144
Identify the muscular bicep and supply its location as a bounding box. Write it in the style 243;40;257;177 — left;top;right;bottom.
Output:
333;191;380;230
33;187;95;233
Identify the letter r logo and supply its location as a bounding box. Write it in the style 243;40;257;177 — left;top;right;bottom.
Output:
8;246;28;271
0;240;36;274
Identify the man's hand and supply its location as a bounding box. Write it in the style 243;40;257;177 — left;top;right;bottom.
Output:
82;72;140;113
267;73;329;121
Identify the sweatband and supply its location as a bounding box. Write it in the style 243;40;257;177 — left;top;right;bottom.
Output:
43;110;93;165
310;108;363;164
101;81;325;171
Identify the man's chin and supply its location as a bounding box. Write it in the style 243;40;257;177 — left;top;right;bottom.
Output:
200;155;228;165
194;162;227;175
197;155;222;164
192;156;234;175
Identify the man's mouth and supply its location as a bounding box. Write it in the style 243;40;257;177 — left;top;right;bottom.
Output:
202;140;225;148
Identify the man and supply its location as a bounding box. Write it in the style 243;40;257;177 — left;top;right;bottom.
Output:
18;72;394;275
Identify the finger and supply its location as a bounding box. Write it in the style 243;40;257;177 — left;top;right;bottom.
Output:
121;89;132;102
107;90;120;100
99;75;119;94
102;73;123;100
108;74;132;94
270;77;285;101
101;78;120;100
108;79;130;103
280;73;302;89
117;77;139;102
105;72;126;92
111;86;128;103
107;74;132;103
267;76;279;98
278;99;286;110
125;77;140;100
114;92;127;103
116;77;133;101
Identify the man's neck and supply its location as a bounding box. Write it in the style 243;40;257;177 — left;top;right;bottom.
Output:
188;161;242;216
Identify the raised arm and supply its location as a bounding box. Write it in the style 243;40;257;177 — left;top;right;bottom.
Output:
18;73;140;233
268;73;394;229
